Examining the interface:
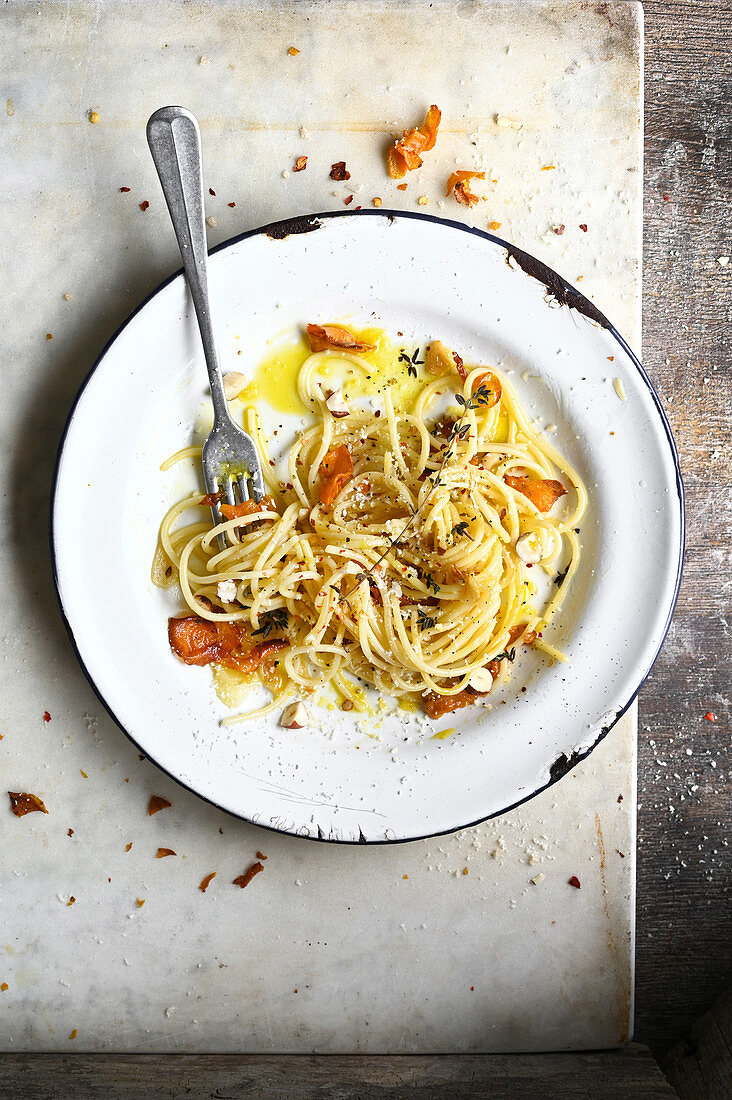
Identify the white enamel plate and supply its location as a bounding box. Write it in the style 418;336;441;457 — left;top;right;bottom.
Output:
52;212;683;842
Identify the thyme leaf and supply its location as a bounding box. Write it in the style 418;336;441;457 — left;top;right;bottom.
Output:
252;608;288;638
494;647;516;663
417;609;436;630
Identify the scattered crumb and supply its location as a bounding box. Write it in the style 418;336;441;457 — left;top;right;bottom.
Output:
300;126;310;140
256;851;267;861
716;256;728;267
199;872;217;893
8;792;48;817
553;224;565;235
139;200;149;211
372;197;382;207
89;111;99;124
462;867;468;875
46;334;52;341
148;795;172;815
63;293;73;300
233;861;264;889
397;183;407;191
206;216;217;228
136;898;145;908
67;897;76;906
227;201;236;208
495;114;522;130
0;983;7;992
530;873;545;886
613;378;626;401
156;848;176;858
125;842;132;852
288;46;300;56
80;769;88;779
69;1028;78;1040
293;156;308;172
489;221;502;230
417;195;429;206
568;875;581;889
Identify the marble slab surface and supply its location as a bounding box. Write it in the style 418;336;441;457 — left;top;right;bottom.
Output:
0;0;642;1052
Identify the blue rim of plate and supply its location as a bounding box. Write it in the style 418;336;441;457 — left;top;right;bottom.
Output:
49;208;685;844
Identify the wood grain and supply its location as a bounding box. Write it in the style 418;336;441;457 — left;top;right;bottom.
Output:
663;986;732;1099
0;1045;677;1099
637;0;732;1060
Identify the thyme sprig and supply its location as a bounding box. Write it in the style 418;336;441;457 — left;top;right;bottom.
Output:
398;346;425;379
417;609;436;630
338;376;496;604
451;520;473;541
494;647;516;663
252;608;288;638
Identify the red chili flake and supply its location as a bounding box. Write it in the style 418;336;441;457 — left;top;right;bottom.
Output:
287;46;300;56
125;842;132;852
0;983;8;992
568;875;581;889
330;161;350;181
136;898;145;908
617;794;623;802
120;186;131;193
344;195;354;205
67;896;76;906
470;985;475;991
703;711;717;721
579;223;588;232
227;201;236;207
553;224;565;235
256;851;268;861
139;200;149;211
374;410;381;418
156;847;176;858
80;769;88;779
199;871;217;893
607;356;615;361
148;795;172;816
232;861;264;889
43;711;51;722
9;792;48;817
663;194;670;201
68;828;74;837
46;333;53;341
69;1028;78;1040
397;183;408;191
293;156;308;172
209;187;216;196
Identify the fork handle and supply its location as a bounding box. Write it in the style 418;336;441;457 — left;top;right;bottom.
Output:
147;106;229;423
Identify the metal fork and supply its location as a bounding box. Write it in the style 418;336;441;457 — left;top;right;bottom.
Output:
146;106;264;545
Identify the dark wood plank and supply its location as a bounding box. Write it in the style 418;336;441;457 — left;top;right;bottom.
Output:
663;986;732;1099
0;1045;678;1099
636;0;732;1059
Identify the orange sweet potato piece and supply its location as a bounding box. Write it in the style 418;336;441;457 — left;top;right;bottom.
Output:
387;105;442;178
219;495;277;521
306;324;375;353
446;170;486;206
504;475;567;513
319;443;353;507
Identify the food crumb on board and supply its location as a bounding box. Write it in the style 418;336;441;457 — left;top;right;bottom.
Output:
69;1028;78;1040
287;46;300;56
199;872;217;892
89;111;99;124
568;875;581;889
136;898;145;908
613;378;626;401
148;795;172;815
530;872;545;885
233;861;264;889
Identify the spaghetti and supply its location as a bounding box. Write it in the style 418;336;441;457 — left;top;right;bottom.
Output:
154;330;587;724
